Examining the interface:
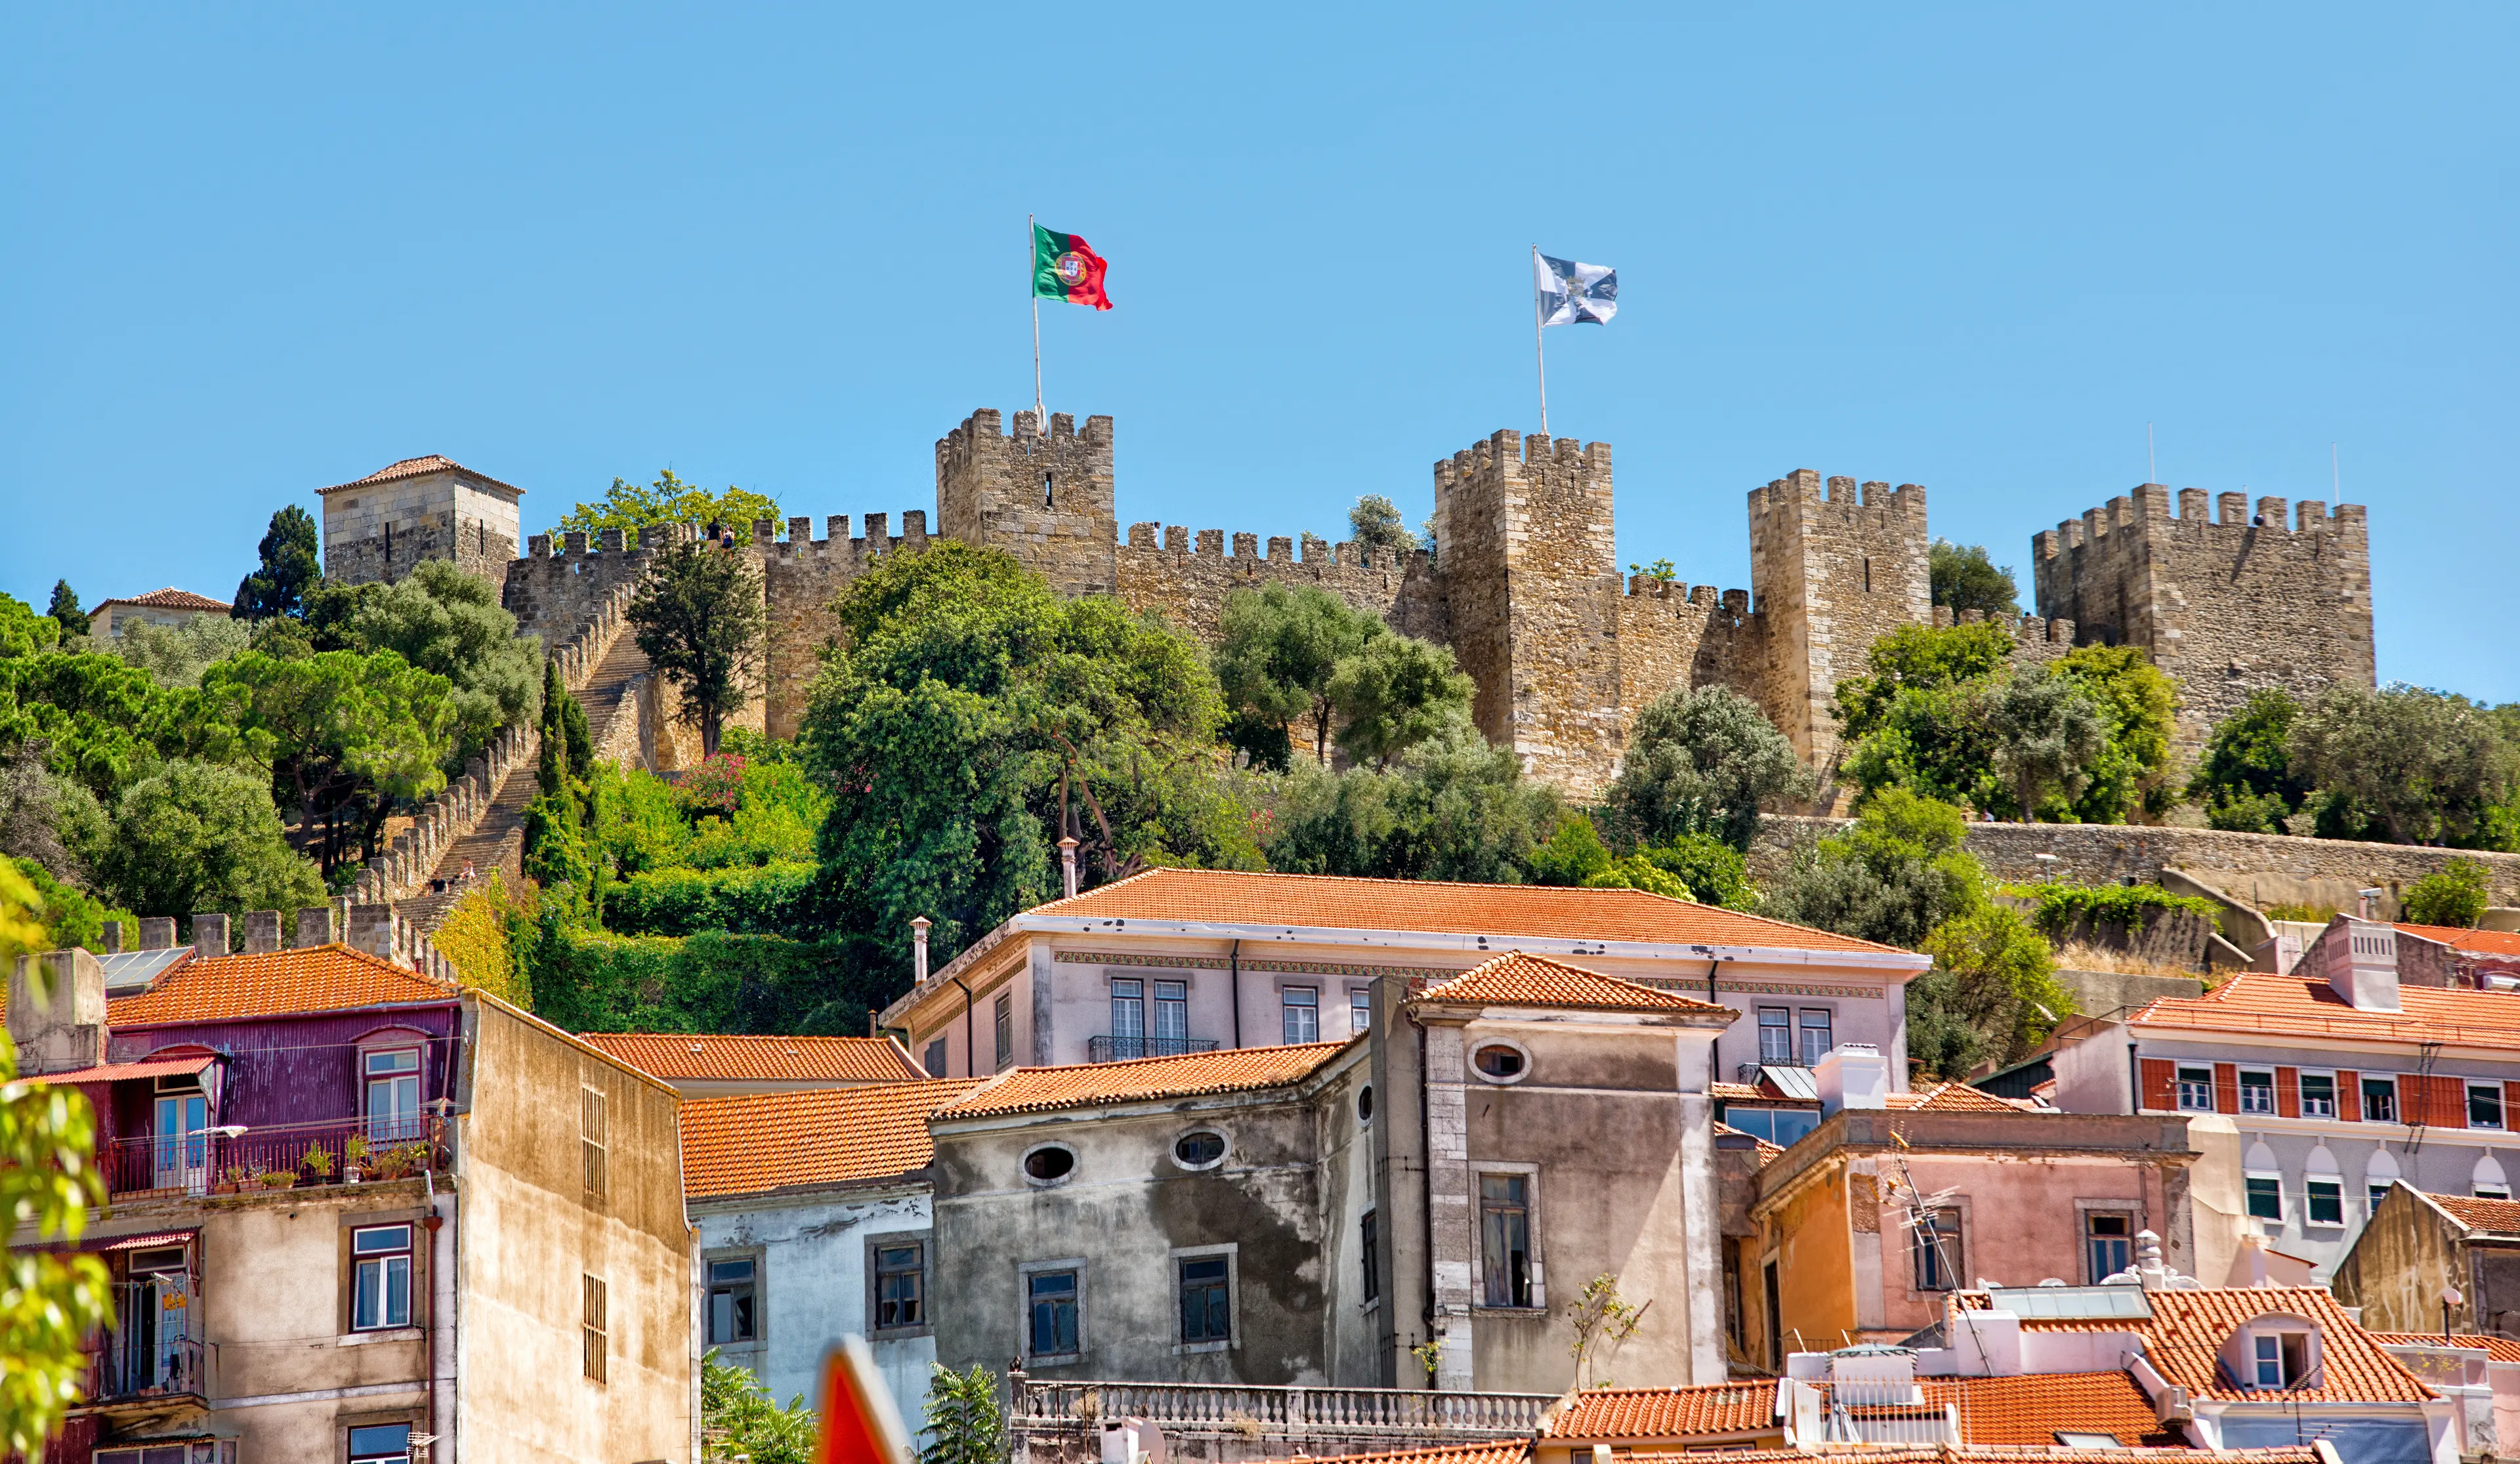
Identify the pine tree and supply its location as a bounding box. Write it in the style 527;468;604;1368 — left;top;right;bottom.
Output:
45;580;87;638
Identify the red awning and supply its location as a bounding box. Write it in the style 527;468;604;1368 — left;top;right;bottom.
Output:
26;1054;216;1085
91;1230;196;1252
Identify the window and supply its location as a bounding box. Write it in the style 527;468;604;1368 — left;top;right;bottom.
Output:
707;1258;757;1345
2246;1174;2284;1221
1473;1043;1527;1081
2239;1070;2275;1115
2055;1434;2121;1450
2471;1083;2506;1130
1153;981;1188;1049
1173;1131;1226;1168
1356;1085;1374;1124
2369;1182;2395;1211
2307;1179;2345;1226
1724;1107;1819;1148
1757;1008;1792;1064
2251;1331;2309;1390
1023;1145;1076;1184
1351;988;1372;1037
2084;1211;2131;1282
1028;1270;1079;1358
2300;1074;2337;1118
350;1224;413;1332
2175;1066;2215;1111
1179;1255;1231;1343
924;1037;948;1078
349;1424;412;1464
874;1244;925;1329
993;992;1014;1072
151;1088;208;1190
2362;1076;2398;1123
364;1047;421;1140
1914;1207;1964;1291
1283;986;1319;1044
1110;978;1144;1043
2480;1186;2513;1201
1797;1009;1833;1067
581;1085;608;1198
1479;1174;1533;1307
1360;1210;1380;1303
582;1273;608;1382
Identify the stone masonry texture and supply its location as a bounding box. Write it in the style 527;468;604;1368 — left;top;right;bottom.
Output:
321;409;2380;803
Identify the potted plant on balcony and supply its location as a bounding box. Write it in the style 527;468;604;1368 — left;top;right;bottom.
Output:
256;1165;297;1190
343;1133;368;1184
303;1143;335;1184
217;1164;250;1195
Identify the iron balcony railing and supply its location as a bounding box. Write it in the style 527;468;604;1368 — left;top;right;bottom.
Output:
98;1114;444;1198
88;1335;205;1404
1087;1036;1221;1063
1011;1378;1555;1438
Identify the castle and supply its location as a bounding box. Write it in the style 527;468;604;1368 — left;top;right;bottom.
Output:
320;410;2376;797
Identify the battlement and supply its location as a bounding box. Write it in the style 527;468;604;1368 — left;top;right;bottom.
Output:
1747;469;1926;528
1432;429;1611;491
936;407;1118;598
1122;522;1427;571
2036;485;2368;557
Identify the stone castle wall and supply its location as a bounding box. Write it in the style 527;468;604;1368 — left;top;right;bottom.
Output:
1112;528;1444;643
322;470;520;589
2034;487;2374;749
1748;471;1931;770
760;510;931;739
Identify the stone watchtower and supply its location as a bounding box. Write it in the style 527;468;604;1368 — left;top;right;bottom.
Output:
2034;486;2374;751
1431;430;1626;790
318;455;524;589
936;409;1118;597
1746;471;1932;769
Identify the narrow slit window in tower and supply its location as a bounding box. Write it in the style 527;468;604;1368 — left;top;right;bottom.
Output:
384;521;392;564
1863;556;1871;593
1043;471;1055;508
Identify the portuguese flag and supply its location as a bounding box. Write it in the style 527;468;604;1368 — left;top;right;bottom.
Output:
1032;224;1112;310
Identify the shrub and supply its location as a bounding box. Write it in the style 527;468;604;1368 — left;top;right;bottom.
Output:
602;862;817;936
2402;858;2492;929
431;871;532;1005
2001;881;2221;939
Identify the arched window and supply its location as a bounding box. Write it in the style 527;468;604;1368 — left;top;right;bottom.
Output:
2475;1153;2510;1201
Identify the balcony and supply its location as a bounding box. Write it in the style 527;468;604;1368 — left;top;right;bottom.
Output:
1010;1377;1554;1448
1087;1035;1221;1063
99;1116;445;1199
88;1335;205;1405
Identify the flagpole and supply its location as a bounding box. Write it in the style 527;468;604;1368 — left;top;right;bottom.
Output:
1030;215;1045;427
1533;245;1549;436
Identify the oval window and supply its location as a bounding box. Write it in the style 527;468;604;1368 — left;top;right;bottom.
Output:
1023;1146;1076;1182
1174;1131;1227;1167
1357;1085;1376;1123
1473;1044;1526;1080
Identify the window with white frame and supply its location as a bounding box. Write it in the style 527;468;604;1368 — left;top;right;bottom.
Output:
1797;1009;1833;1067
1282;986;1319;1044
1153;980;1188;1049
1026;1268;1080;1360
348;1425;412;1464
2361;1076;2399;1123
1177;1253;1232;1344
2298;1072;2337;1118
2370;1181;2396;1211
1914;1207;1964;1291
364;1046;421;1140
2250;1330;2311;1390
2305;1179;2345;1226
2471;1083;2506;1130
581;1085;608;1199
1479;1173;1534;1307
350;1224;413;1331
1757;1007;1792;1064
1350;987;1372;1037
2175;1066;2215;1111
2238;1069;2275;1115
1110;978;1144;1044
2246;1173;2284;1222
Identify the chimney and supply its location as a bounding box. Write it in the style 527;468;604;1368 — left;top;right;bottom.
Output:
7;948;107;1075
191;912;230;961
1815;1044;1889;1115
295;906;336;948
1059;836;1080;900
2324;917;2401;1012
912;916;931;985
241;910;281;954
138;917;175;951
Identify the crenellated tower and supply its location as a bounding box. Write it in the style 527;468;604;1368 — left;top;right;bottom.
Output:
1746;471;1932;770
318;454;524;591
936;409;1118;597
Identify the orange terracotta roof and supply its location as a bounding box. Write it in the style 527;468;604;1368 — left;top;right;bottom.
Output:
1886;1083;2033;1113
1662;1449;2317;1464
2370;1331;2520;1363
1712;1122;1786;1164
681;1077;981;1199
26;1055;217;1085
1308;1446;1527;1464
319;454;524;497
1712;1081;1765;1102
1545;1381;1778;1438
578;1032;923;1084
1961;1286;2432;1404
93;587;230;613
2422;1190;2520;1234
937;1042;1351;1120
2129;972;2520;1048
2396;923;2520;957
1931;1372;2179;1448
106;944;455;1026
1415;952;1734;1014
1030;867;1909;955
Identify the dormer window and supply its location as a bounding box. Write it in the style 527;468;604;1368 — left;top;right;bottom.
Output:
2252;1331;2309;1389
365;1047;422;1140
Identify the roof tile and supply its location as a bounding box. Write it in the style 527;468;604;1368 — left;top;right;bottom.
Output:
319;454;524;497
106;944;455;1026
1545;1382;1778;1438
680;1078;982;1198
1886;1083;2034;1114
1960;1286;2432;1404
937;1043;1351;1120
2370;1331;2520;1363
2395;923;2520;957
2130;972;2520;1048
1415;952;1733;1014
2422;1190;2520;1234
94;588;231;613
578;1032;923;1084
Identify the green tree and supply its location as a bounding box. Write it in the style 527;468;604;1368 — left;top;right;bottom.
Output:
1326;635;1474;768
232;505;324;622
1918;904;2074;1066
2054;644;2178;823
1631;832;1757;910
1526;814;1616;886
702;1349;815;1464
109;613;253;689
1347;494;1412;558
200;650;459;873
0;743;108;892
0;650;254;806
1982;665;2107;820
1214;584;1383;767
44;581;85;641
1834;621;2017;743
629;540;766;757
93;759;324;922
1603;686;1811;850
526;659;602;911
0;595;61;659
558;469;782;541
1761;789;1986;952
920;1362;1005;1464
1928;539;2020;620
0;864;114;1459
2403;858;2492;929
2188;690;2313;833
1256;711;1560;883
2290;684;2519;847
346;559;543;763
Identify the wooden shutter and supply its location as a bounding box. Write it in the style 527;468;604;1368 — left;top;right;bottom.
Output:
2417;1074;2466;1128
2337;1070;2361;1121
2276;1067;2301;1119
2214;1062;2240;1115
2140;1058;2175;1113
581;1085;608;1198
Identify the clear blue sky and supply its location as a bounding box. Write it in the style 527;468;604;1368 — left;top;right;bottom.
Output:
5;4;2513;701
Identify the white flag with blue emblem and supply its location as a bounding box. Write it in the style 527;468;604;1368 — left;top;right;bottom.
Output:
1536;252;1617;326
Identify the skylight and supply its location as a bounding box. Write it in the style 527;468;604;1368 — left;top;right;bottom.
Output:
1984;1284;2152;1320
